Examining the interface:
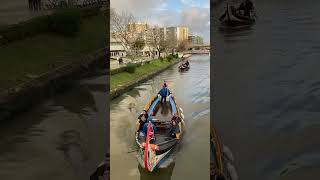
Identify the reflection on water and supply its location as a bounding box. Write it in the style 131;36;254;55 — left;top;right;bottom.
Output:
213;0;320;179
138;162;175;180
0;71;107;180
110;55;210;180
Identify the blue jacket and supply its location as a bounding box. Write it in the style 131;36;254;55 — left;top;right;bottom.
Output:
142;117;157;135
158;87;170;97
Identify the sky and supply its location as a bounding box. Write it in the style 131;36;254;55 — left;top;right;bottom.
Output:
111;0;210;44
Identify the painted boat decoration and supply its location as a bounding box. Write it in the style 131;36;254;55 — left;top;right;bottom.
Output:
136;94;185;172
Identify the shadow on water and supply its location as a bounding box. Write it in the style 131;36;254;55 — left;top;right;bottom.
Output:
138;163;175;180
0;70;108;180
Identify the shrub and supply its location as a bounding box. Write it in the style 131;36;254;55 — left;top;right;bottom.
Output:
167;56;172;62
159;57;163;62
0;7;100;44
110;66;126;75
0;16;50;44
80;6;101;18
49;9;81;36
125;63;136;73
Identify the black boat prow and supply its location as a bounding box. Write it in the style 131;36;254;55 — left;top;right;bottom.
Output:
179;63;190;71
219;3;256;31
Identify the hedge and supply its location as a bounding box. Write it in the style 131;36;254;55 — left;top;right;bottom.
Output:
0;6;101;45
110;66;126;75
49;9;81;37
125;64;136;73
110;62;143;75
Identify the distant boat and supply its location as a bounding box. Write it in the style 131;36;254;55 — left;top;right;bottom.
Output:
219;3;256;31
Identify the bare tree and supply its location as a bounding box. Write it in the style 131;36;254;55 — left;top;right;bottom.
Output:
110;8;136;61
146;26;167;59
167;37;177;55
133;36;145;56
177;40;192;52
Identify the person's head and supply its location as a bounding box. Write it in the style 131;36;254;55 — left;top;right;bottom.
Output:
143;110;148;119
163;81;167;87
164;84;167;88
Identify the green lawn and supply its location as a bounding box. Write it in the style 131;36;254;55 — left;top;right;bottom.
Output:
110;58;178;90
0;14;106;90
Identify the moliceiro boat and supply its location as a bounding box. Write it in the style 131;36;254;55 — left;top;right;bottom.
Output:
219;2;256;31
179;59;190;71
135;94;185;172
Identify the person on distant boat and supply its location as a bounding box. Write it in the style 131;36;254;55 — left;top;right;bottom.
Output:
158;82;171;103
185;60;189;67
238;0;254;17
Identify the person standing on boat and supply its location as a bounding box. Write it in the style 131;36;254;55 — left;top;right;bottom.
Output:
238;0;254;17
158;82;171;103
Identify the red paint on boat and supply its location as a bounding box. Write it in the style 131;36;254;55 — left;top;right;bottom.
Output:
144;122;152;171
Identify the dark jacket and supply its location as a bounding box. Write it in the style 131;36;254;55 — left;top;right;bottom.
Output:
158;87;171;97
142;117;157;135
137;113;148;132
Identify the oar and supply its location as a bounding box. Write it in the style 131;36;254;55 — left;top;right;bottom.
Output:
211;123;224;175
156;138;177;146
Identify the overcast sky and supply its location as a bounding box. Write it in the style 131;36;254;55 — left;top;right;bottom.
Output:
111;0;210;44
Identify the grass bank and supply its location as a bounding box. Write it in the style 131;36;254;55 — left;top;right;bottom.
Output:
110;57;179;91
0;13;106;90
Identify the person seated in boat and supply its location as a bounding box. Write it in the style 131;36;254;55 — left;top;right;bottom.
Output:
169;114;181;139
238;0;254;17
141;112;157;137
158;82;171;103
135;110;148;137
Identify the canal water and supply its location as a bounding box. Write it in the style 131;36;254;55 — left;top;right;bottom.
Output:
0;70;108;180
213;0;320;180
110;55;210;180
